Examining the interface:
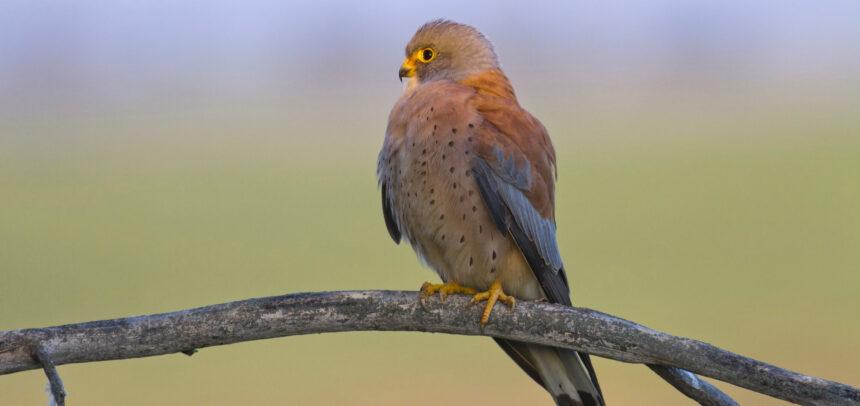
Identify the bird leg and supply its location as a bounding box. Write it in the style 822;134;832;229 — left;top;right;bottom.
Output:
470;279;516;325
420;281;477;301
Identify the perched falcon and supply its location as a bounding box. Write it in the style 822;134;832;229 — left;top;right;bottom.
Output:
377;20;604;406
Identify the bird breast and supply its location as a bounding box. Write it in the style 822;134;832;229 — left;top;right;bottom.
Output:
381;95;542;299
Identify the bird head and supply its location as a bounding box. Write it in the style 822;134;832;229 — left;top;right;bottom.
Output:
399;20;500;84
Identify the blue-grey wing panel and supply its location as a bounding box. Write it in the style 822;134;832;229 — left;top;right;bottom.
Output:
473;153;570;305
381;182;401;244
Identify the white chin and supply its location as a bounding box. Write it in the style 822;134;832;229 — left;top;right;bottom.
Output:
404;76;419;91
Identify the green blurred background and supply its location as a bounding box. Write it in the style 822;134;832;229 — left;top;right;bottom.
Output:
1;1;858;404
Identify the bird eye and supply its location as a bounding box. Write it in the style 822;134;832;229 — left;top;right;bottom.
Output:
418;48;435;63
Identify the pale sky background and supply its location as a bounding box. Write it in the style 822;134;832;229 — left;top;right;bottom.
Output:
1;0;859;120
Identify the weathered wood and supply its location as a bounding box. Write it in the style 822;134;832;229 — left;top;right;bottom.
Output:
649;364;739;406
0;291;857;405
34;346;66;406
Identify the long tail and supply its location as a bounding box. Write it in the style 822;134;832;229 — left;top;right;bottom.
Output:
495;339;604;406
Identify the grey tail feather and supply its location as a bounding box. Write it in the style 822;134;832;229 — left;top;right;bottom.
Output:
494;339;605;406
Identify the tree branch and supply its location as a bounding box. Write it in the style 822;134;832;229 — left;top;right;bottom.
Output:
0;291;856;405
33;346;66;406
649;364;738;406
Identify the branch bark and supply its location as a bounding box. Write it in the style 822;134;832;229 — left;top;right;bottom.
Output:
649;364;738;406
34;346;66;406
0;291;856;405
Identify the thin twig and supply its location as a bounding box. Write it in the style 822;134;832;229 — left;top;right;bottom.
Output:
649;364;739;406
33;346;66;406
1;291;857;405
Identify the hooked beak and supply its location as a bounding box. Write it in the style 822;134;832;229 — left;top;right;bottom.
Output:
398;57;416;82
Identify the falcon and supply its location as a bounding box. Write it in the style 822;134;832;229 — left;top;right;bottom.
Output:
377;20;604;406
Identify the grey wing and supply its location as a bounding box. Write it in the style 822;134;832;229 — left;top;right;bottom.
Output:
474;148;605;401
377;144;402;244
472;147;570;305
381;182;401;244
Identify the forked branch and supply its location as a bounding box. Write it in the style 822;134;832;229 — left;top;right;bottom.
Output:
1;291;856;405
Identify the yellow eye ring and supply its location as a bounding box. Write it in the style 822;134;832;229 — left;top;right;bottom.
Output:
417;47;436;63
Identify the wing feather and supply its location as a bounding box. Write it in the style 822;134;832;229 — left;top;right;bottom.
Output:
472;152;570;305
381;182;401;244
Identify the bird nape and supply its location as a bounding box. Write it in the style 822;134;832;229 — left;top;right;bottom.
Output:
377;20;604;406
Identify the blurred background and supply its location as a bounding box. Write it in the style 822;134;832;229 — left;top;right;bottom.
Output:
1;1;858;404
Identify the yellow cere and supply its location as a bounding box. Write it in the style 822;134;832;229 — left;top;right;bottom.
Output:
400;57;417;78
400;48;435;80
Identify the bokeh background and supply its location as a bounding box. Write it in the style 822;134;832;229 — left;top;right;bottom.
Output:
1;1;858;404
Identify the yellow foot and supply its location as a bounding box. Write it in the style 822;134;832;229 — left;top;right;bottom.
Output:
420;281;477;301
470;280;516;325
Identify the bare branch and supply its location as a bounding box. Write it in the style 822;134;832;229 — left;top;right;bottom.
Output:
33;346;66;406
1;291;856;405
649;364;738;406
